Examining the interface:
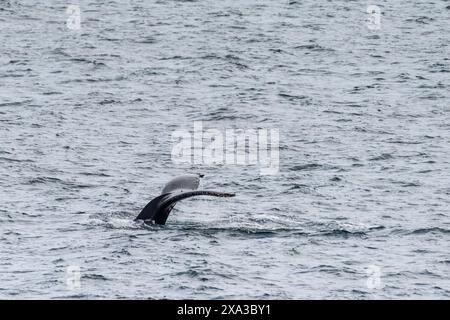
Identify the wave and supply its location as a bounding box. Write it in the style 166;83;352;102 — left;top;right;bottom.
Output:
407;227;450;235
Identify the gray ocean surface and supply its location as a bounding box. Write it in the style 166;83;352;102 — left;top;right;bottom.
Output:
1;0;449;299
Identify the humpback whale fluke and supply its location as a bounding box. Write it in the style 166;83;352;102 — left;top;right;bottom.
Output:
135;174;235;225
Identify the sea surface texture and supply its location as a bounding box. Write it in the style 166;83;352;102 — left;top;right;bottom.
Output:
0;0;449;299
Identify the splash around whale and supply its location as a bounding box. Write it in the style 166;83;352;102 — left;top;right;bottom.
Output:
135;174;235;225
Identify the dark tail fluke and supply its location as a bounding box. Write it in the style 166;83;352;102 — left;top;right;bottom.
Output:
135;175;235;225
135;190;235;224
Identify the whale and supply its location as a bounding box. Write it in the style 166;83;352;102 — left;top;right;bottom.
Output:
135;174;235;225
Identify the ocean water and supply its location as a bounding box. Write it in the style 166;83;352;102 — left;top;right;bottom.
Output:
0;0;449;299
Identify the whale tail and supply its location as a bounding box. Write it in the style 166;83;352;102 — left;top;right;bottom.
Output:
135;175;235;225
